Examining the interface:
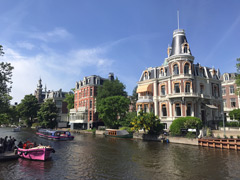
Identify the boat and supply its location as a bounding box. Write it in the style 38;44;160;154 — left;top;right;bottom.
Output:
36;129;74;140
17;141;55;161
104;129;133;138
13;127;21;132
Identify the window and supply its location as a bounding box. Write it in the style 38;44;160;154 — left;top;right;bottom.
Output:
185;82;190;93
175;103;181;116
144;104;148;113
200;84;204;94
174;83;180;93
224;75;229;81
173;64;179;75
186;103;191;116
90;88;93;96
90;100;92;108
222;87;226;95
230;86;235;94
223;99;226;107
184;63;190;74
162;104;167;116
89;112;92;121
160;68;164;76
183;44;188;53
161;85;165;95
231;98;236;107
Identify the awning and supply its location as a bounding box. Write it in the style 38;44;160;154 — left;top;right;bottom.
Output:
137;84;153;93
205;104;218;109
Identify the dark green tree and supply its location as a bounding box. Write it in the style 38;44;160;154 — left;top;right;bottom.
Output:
97;96;130;128
131;110;164;135
129;85;138;112
0;45;4;56
229;109;240;122
17;94;39;127
64;88;75;112
96;78;130;128
120;111;137;127
37;99;58;128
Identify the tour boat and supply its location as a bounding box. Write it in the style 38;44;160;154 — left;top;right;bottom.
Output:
36;129;74;140
104;129;133;138
17;141;55;161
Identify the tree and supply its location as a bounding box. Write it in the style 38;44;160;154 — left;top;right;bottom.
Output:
0;58;14;113
64;88;75;112
97;96;130;128
96;78;130;128
120;111;137;127
129;85;138;112
17;94;39;127
37;99;58;128
131;110;164;135
0;45;4;56
229;109;240;121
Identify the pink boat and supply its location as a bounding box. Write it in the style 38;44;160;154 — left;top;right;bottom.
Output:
18;142;55;161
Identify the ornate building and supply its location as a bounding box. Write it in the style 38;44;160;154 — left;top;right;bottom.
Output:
34;78;71;127
221;73;240;121
69;73;114;130
136;29;223;129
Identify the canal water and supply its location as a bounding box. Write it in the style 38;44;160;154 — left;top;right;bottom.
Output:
0;128;240;180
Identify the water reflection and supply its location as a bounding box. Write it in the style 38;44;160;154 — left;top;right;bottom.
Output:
0;128;240;180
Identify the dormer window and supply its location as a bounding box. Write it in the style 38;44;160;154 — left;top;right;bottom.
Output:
173;64;179;75
224;75;229;81
160;68;164;77
182;41;189;54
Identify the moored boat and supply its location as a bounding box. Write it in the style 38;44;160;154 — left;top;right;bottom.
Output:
105;129;133;138
17;141;55;161
13;127;21;132
36;129;74;140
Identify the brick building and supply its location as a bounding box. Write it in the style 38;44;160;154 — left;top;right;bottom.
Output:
69;73;114;130
136;29;223;129
221;73;240;121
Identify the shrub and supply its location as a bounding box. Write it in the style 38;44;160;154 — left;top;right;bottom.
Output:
170;117;202;136
186;132;196;139
120;127;133;133
237;135;240;139
230;135;233;139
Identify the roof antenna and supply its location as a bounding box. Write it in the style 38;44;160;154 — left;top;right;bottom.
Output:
177;10;180;30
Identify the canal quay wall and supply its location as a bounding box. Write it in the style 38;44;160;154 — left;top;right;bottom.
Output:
133;132;198;145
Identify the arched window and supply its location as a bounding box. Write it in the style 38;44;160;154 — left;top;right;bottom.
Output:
184;63;190;74
224;75;229;81
173;64;179;75
160;68;164;77
184;44;188;53
161;85;165;96
162;104;167;116
185;82;191;93
175;103;181;116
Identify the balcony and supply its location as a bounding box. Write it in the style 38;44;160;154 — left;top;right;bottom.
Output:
168;92;199;98
138;96;153;100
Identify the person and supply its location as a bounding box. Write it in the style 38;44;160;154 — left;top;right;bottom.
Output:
17;141;23;148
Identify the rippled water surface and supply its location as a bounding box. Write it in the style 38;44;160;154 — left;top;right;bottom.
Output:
0;128;240;180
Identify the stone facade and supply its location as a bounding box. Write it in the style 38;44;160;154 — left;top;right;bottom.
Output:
221;73;240;121
136;29;223;129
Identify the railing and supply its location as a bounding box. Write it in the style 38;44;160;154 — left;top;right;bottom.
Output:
198;138;240;150
138;96;153;100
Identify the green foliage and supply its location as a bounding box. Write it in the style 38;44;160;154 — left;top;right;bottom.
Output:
224;135;228;139
64;89;74;112
219;121;240;127
0;61;14;113
237;135;240;139
37;99;58;129
230;135;233;139
186;132;196;139
129;86;138;112
0;45;4;56
32;122;40;128
96;78;129;128
120;111;137;127
98;96;130;128
170;117;202;136
229;109;240;122
130;110;164;135
17;94;39;127
206;127;212;137
0;113;10;125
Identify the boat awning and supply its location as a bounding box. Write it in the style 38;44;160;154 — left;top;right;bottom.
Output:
206;104;218;109
136;84;153;93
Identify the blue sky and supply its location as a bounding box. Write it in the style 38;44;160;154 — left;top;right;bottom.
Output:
0;0;240;103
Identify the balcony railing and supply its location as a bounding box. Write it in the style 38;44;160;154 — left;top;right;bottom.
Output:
138;96;153;100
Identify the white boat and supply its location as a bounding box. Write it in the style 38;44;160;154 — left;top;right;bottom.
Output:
13;127;21;132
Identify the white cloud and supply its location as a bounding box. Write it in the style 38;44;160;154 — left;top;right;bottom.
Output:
2;45;114;103
16;41;35;50
29;27;72;42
